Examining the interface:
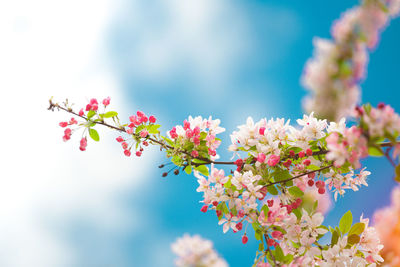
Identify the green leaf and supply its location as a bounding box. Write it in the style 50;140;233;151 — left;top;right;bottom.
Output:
103;111;118;118
184;165;192;175
363;103;372;114
283;254;294;264
339;211;353;234
274;245;284;261
148;124;161;134
89;128;100;142
135;125;145;134
347;234;361;245
331;229;339;245
273;170;291;182
313;200;319;213
368;146;384;157
288;186;304;197
292;208;301;220
261;204;269;215
348;223;365;236
223;179;232;189
255;230;262;241
267;185;278;195
195;165;209;176
87;110;96;120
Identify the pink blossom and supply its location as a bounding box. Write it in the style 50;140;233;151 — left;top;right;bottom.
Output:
140;130;148;138
257;153;266;163
149;115;156;123
267;154;280;166
102;97;110;106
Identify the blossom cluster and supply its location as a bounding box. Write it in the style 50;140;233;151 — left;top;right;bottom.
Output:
57;97;162;157
255;212;383;266
326;104;400;176
171;234;228;267
116;109;159;157
167;116;225;160
192;113;383;265
302;0;400;121
373;186;400;266
52;98;389;266
227;113;371;201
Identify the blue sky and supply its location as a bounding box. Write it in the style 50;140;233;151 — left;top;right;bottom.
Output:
1;0;399;266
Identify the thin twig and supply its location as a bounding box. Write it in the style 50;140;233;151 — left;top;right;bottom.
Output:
266;164;334;187
264;234;278;266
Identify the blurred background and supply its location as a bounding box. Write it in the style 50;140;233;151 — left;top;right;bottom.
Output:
0;0;399;266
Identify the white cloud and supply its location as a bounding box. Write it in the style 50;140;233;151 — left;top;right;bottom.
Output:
0;0;153;266
111;0;300;98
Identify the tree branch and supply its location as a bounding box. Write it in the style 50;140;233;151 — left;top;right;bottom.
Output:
266;164;334;187
264;234;278;266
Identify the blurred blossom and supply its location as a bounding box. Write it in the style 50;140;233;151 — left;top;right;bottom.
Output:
373;186;400;266
171;234;228;267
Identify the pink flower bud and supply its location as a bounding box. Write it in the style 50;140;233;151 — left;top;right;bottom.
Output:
271;231;283;240
116;136;124;142
141;116;148;123
193;127;200;136
259;127;266;135
137;110;145;117
170;130;178;139
183;120;190;130
306;148;313;156
102;97;110;106
191;150;199;158
64;128;72;135
234;159;243;167
242;235;248;244
135;151;142;157
79;109;84;116
193;136;200;146
69;118;77;125
121;142;128;149
208;149;216;157
185;129;193;138
124;150;131;157
200;205;208;213
298;151;305;158
149;115;156;123
126;128;134;134
267;238;275;247
257;153;266;163
315;180;325;188
238;209;245;218
90;98;98;105
59;122;68;127
283;159;292;168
